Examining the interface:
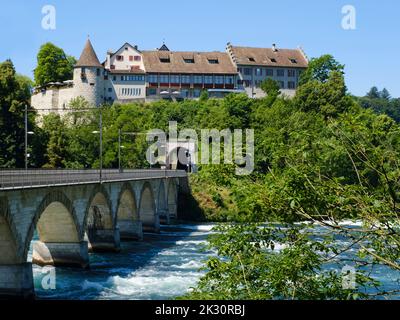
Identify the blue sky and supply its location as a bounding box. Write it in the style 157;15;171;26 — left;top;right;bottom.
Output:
0;0;399;97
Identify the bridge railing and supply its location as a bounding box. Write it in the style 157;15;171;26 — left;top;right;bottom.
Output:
0;169;187;190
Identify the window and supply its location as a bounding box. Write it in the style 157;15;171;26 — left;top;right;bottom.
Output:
266;69;274;76
277;69;285;77
134;56;141;61
244;68;252;76
148;88;157;95
279;81;285;89
160;75;169;83
208;59;219;64
204;75;213;84
289;58;297;64
270;58;277;63
116;55;124;61
288;69;296;77
215;76;224;84
184;58;195;63
194;75;203;84
288;81;296;89
108;88;112;92
248;57;255;62
170;75;180;83
193;89;201;98
113;76;116;81
160;57;170;63
181;75;191;84
110;65;116;70
96;69;100;76
255;68;262;76
181;89;189;98
225;76;234;84
148;74;158;83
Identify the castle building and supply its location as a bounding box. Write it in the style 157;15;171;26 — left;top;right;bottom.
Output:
31;39;308;115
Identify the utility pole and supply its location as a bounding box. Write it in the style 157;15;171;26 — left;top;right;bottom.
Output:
99;109;103;183
118;128;122;173
24;105;28;170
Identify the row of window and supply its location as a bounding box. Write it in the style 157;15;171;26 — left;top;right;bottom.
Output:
119;75;145;81
116;55;141;62
148;74;234;85
119;88;142;97
147;88;203;98
241;80;297;89
239;68;297;78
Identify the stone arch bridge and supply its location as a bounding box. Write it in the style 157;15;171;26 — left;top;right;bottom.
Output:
0;169;188;298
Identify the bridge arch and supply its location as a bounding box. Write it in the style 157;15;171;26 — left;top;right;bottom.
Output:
116;183;138;224
24;190;81;261
83;185;114;234
116;182;142;240
0;197;19;264
167;179;178;219
139;182;159;232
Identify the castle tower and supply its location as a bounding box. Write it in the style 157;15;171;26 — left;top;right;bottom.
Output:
73;39;104;106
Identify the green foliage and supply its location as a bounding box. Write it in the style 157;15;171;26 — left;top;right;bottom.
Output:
0;60;41;168
358;87;400;122
34;43;75;86
260;78;281;97
294;71;354;118
182;224;376;300
299;54;345;85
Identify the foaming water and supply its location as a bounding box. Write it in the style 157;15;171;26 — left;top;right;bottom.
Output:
31;223;400;300
32;224;215;300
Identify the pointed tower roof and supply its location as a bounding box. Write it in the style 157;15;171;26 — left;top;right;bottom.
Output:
158;43;170;51
75;39;103;68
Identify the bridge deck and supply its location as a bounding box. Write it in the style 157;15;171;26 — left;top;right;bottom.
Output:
0;169;187;190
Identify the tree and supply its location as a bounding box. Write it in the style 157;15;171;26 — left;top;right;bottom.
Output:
366;86;380;99
0;60;36;168
295;71;353;117
299;54;345;85
41;113;69;168
199;90;209;102
380;88;391;100
359;87;400;123
34;43;75;86
260;78;280;97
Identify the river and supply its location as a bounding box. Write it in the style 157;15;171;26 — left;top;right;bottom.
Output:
28;223;399;300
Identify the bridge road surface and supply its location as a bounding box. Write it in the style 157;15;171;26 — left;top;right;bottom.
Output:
0;169;187;190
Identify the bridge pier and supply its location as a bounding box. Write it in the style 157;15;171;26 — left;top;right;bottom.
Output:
159;210;170;225
0;263;34;299
32;241;89;268
119;220;143;240
86;227;121;252
142;215;160;233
